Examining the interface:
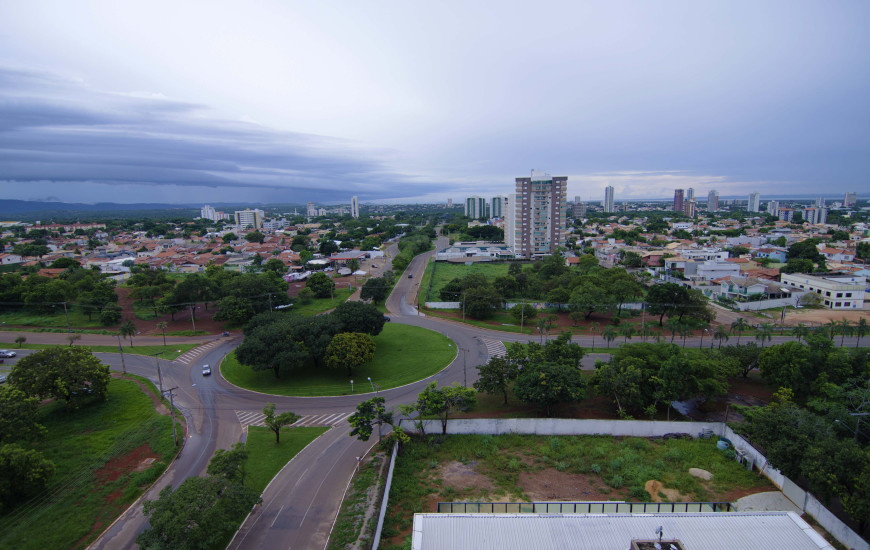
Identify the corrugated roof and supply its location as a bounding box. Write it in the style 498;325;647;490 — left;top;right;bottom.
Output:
411;512;833;550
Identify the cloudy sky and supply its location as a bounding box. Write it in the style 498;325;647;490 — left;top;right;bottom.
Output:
1;1;867;206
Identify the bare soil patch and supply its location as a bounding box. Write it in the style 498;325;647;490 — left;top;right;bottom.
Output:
783;307;870;326
438;460;496;492
645;480;688;502
519;469;604;501
93;443;157;484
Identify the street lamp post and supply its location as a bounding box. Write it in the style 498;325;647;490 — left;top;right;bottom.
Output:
350;379;354;393
116;333;127;374
367;377;381;440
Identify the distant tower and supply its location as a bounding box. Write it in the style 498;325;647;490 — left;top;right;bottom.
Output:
707;190;719;211
447;198;453;207
816;197;825;209
490;196;508;218
748;192;761;213
306;202;316;217
844;192;857;207
673;189;684;213
507;171;567;257
768;200;779;217
686;188;695;201
350;196;359;218
604;186;615;213
465;196;486;219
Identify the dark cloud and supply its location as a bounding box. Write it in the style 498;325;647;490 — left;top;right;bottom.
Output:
0;66;430;202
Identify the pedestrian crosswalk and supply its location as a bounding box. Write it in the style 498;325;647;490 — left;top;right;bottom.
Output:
480;337;507;358
174;339;223;365
235;410;352;429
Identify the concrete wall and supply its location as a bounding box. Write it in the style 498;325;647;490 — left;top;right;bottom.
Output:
392;419;868;550
372;442;399;550
732;295;802;312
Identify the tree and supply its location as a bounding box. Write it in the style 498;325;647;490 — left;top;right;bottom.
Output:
730;318;749;345
14;335;26;348
513;363;586;417
592;356;648;417
235;319;309;379
792;323;810;343
119;320;137;347
856;318;868;348
296;287;314;304
509;303;536;324
347;258;361;273
602;326;618;348
137;475;260;550
646;283;688;326
213;296;256;325
620;325;636;345
462;286;503;319
67;333;82;347
206;442;248;484
569;279;612;320
306;272;335;299
417;382;476;435
262;403;300;444
0;443;55;512
326;333;376;377
263;258;286;275
837;318;853;347
0;386;45;444
9;347;110;407
100;303;122;325
332;301;386;335
535;316;556;343
474;356;519;404
222;232;237;243
245;230;265;244
724;343;761;378
360;276;390;304
319;240;339;255
348;397;394;442
755;323;774;348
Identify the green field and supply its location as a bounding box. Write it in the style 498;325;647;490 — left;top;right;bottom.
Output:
0;308;104;329
221;324;456;396
0;377;178;550
427;262;512;302
290;287;354;316
244;426;330;494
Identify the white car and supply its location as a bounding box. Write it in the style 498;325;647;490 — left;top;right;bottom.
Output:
0;350;16;358
202;364;212;376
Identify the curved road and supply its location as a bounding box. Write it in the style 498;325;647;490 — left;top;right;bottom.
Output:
43;236;856;549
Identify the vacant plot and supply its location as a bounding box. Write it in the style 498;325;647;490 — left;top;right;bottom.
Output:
427;262;513;301
0;376;177;550
379;434;772;550
222;323;455;396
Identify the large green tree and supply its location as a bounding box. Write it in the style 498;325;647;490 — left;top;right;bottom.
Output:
206;442;249;484
0;386;45;444
306;272;335;299
262;403;300;444
9;347;110;407
325;332;376;377
348;397;394;442
332;301;386;335
513;363;586;417
474;356;520;404
0;443;56;512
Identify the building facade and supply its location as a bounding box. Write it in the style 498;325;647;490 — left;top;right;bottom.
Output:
780;272;865;309
748;192;761;212
707;190;719;211
767;200;779;217
234;208;264;229
844;192;857;207
673;189;684;213
802;207;827;225
350;196;359;218
201;205;217;221
306;202;316;217
465;196;487;219
490;196;508;218
507;171;567;258
604;185;615;213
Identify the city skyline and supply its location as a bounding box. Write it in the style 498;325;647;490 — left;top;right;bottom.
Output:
1;2;869;205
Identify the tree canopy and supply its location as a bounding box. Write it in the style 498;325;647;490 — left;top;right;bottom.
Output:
9;347;111;407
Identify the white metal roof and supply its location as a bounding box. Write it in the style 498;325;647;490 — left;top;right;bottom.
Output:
411;512;834;550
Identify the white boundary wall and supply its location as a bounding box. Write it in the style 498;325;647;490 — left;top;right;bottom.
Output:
391;418;868;550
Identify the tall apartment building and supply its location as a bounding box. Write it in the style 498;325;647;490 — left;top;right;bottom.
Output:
506;171;567;258
200;205;217;222
816;197;825;208
673;189;684;213
748;192;761;213
490;196;508;218
802;207;827;225
844;192;857;207
707;190;719;212
686;188;695;202
778;208;795;222
234;208;264;229
447;198;453;207
767;201;780;217
350;196;359;218
465;196;487;219
683;199;697;218
604;185;615;213
306;202;316;217
573;196;586;218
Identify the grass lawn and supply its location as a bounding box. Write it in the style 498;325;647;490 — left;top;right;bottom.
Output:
379;434;772;549
222;324;455;396
0;342;197;360
427;262;512;301
0;308;104;329
244;426;329;494
0;377;178;550
418;258;435;308
132;300;160;321
290;287;354;316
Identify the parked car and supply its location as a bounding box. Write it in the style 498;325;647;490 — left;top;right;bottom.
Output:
0;350;16;358
372;263;378;268
407;274;413;278
0;375;6;384
383;315;391;322
202;364;212;376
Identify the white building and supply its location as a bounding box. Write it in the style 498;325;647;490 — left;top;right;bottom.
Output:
306;202;316;217
506;171;567;258
802;207;827;225
234;208;264;229
200;204;217;221
748;192;761;212
707;189;719;211
490;196;508;218
465;196;487;219
844;192;857;207
603;185;615;213
350;196;359;218
780;272;865;309
767;200;779;216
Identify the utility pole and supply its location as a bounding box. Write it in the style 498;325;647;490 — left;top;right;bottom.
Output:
189;304;196;333
268;293;273;313
463;348;468;387
116;333;127;374
164;386;179;446
62;301;71;333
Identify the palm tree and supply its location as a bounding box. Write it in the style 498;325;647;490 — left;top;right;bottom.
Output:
755;323;774;348
119;320;137;348
602;327;618;348
620;325;636;345
837;318;853;347
589;322;600;349
666;318;681;343
639;323;654;343
679;323;692;347
713;326;729;349
826;319;838;341
791;323;809;343
157;321;168;346
856;318;868;348
695;321;711;349
731;318;749;346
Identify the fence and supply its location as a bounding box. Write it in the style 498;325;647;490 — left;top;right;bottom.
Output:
371;442;399;550
436;501;733;514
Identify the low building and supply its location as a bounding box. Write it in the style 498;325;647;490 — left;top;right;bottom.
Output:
780;272;866;309
435;242;514;262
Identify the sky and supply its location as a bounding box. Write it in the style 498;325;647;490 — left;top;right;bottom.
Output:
0;1;868;206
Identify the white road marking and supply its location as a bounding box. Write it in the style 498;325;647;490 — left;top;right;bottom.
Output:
235;411;351;429
480;337;507;358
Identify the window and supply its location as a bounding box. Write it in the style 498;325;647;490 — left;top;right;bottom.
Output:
836;293;842;298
